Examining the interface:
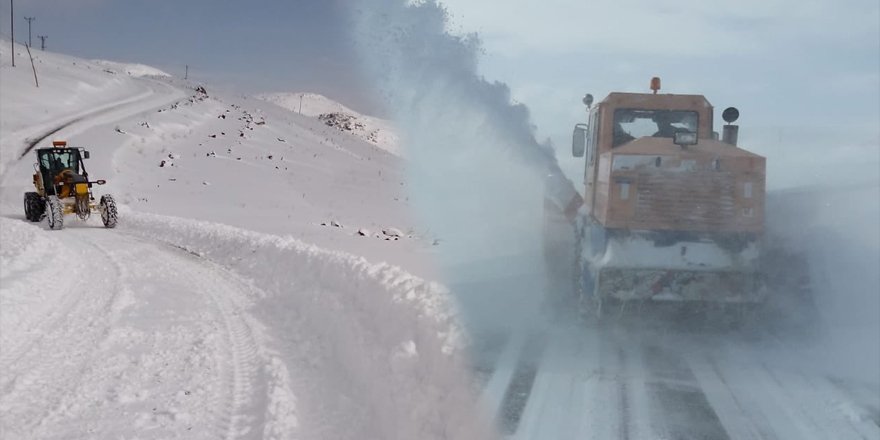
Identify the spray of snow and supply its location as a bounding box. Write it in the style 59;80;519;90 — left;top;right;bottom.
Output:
348;0;572;335
766;182;880;385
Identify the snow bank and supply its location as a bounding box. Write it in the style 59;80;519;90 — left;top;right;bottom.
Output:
118;208;492;439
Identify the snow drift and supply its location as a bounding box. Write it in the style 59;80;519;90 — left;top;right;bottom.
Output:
118;208;494;439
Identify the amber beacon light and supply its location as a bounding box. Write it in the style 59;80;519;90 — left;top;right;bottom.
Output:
650;77;661;94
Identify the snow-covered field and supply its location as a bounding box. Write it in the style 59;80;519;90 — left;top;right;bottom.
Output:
0;40;491;439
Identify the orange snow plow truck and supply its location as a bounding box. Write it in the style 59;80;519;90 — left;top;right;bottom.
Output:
548;78;767;317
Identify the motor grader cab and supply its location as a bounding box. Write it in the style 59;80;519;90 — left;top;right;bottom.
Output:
24;140;117;230
567;78;767;318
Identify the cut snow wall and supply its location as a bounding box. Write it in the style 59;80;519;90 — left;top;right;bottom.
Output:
118;208;494;440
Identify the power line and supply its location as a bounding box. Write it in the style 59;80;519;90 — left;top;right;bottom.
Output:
38;35;46;51
24;16;34;47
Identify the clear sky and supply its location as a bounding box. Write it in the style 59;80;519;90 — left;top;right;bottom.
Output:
2;0;877;188
0;0;373;110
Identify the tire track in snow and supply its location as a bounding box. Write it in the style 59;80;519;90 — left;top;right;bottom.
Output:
94;232;279;440
639;342;730;440
496;333;542;436
682;333;880;440
0;230;124;438
686;352;779;440
0;228;80;378
189;253;270;440
827;377;880;429
616;346;632;440
758;361;876;440
19;116;86;158
476;318;879;440
1;226;292;439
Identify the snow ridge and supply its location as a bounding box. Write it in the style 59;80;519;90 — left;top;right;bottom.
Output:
118;208;490;439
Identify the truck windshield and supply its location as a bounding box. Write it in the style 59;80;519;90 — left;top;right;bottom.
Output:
612;109;698;147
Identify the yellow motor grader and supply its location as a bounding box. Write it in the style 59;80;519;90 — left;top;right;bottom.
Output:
24;140;117;230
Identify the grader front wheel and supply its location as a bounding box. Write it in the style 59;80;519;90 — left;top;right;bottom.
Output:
100;195;118;228
45;196;64;230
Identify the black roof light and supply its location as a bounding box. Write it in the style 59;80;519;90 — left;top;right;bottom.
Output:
722;107;739;124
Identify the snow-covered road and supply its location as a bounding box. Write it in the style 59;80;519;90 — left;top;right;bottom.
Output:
14;78;182;158
477;324;880;440
0;206;480;439
0;223;286;439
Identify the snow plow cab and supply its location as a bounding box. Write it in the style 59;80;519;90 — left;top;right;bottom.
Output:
568;79;766;317
24;140;118;230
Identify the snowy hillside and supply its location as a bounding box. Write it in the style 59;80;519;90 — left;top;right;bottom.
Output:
256;92;401;156
92;59;172;77
0;40;490;439
256;92;358;117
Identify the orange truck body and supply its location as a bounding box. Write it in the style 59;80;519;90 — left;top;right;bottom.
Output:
582;92;765;235
556;85;769;308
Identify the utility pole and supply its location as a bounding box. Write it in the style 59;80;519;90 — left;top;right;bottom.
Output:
24;16;34;47
184;64;188;80
10;0;15;67
38;35;46;50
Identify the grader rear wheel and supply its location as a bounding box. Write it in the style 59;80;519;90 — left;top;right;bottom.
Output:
24;192;44;222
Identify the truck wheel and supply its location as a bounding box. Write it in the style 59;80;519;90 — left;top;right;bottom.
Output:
100;195;118;228
45;196;64;230
24;192;44;222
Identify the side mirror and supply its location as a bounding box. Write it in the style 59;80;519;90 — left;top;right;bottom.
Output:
83;150;90;159
572;124;588;158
